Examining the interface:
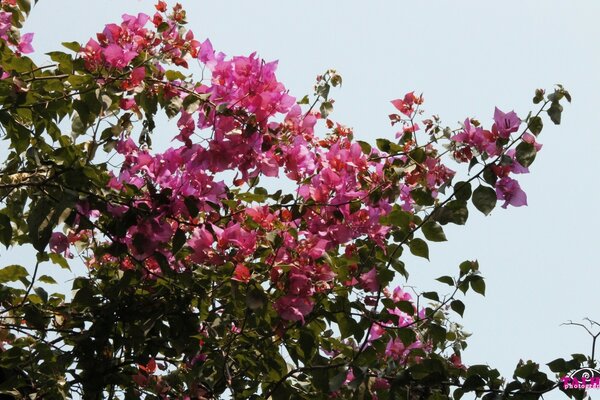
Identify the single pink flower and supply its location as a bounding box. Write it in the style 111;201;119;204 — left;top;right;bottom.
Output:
50;232;69;255
274;295;314;324
359;267;379;292
496;177;527;208
17;33;34;54
492;107;521;139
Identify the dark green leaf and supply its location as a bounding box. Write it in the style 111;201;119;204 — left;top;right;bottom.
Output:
533;89;545;104
246;286;267;310
27;198;67;252
462;375;486;391
387;209;411;229
470;277;486;296
546;358;567;373
422;291;439;302
436;276;455;286
409;238;429;260
459;260;479;276
411;188;434;206
428;323;446;345
547;101;563;125
472;185;496;216
172;229;186;254
433;200;469;226
528;116;543;136
482;166;497;186
376;138;392;153
409;148;426;163
450;300;465;317
516;141;536;168
0;213;12;248
454;181;472;202
514;360;539;379
34;287;48;303
422;221;447;242
329;369;347;392
356;140;371;155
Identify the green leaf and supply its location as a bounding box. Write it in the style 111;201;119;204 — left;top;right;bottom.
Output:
0;265;28;283
459;260;479;276
470;277;486;296
27;198;63;252
411;188;434;206
246;286;267;310
482;166;497;186
454;181;472;202
428;323;446;345
172;229;186;254
356;140;372;155
516;141;536;168
387;209;411;229
409;147;426;163
165;70;186;81
395;300;415;315
49;253;70;270
329;369;348;392
38;275;57;284
453;388;465;400
376;138;392;153
299;329;317;361
297;95;309;105
422;221;447;242
433;200;469;225
528;115;543;136
532;89;545;104
34;287;48;303
409;238;429;260
319;101;333;118
514;360;539;379
422;291;439;302
17;0;32;14
0;213;12;248
546;358;567;373
62;41;81;52
547;101;563;125
450;300;465;317
462;375;486;391
436;275;455;286
472;185;496;216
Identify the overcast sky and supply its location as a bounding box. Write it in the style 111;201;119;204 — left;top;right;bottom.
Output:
11;1;600;398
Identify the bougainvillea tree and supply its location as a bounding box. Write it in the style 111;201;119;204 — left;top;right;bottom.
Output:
0;1;589;399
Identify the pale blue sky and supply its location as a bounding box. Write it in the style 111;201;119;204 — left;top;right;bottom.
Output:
13;1;600;398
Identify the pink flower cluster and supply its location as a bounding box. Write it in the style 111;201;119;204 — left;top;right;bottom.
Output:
81;3;199;71
451;107;541;208
0;1;34;56
51;3;535;335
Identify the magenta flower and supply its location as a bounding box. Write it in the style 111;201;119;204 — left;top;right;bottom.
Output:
49;232;69;255
495;177;527;208
493;107;521;139
288;272;313;296
103;44;138;68
274;295;314;323
17;32;34;54
359;267;379;292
